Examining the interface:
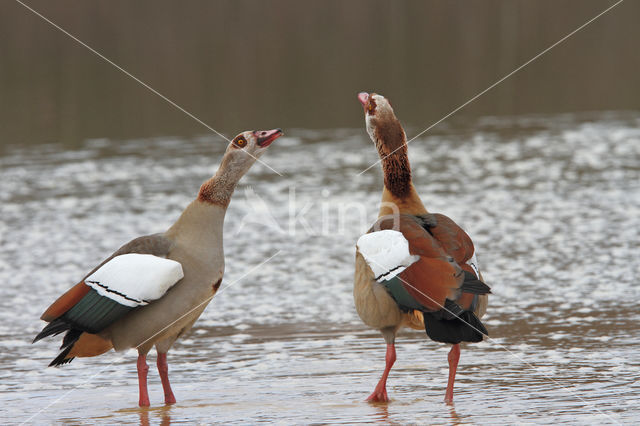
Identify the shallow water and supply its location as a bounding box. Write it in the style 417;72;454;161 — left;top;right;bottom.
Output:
1;114;639;424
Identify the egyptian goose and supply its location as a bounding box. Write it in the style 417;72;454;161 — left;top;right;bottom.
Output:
354;92;490;404
33;129;283;407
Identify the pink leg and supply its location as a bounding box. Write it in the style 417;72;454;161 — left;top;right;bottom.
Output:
157;353;176;404
367;343;396;403
444;344;460;404
137;354;150;407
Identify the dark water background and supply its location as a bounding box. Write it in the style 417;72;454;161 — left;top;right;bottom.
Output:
1;1;639;424
1;0;640;148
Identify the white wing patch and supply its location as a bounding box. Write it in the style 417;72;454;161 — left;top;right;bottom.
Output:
466;251;480;278
357;230;419;282
85;254;184;307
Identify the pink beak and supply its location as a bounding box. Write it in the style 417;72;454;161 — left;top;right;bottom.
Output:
254;128;283;147
358;92;369;108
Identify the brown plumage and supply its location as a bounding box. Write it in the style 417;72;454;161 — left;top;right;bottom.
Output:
41;282;91;322
34;129;283;407
355;92;489;404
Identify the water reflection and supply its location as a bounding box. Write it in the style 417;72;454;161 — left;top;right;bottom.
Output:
120;405;172;426
1;118;638;423
368;401;391;423
138;405;172;426
448;405;462;425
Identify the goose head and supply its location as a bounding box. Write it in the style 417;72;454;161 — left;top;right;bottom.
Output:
357;92;406;159
221;128;283;177
198;129;283;206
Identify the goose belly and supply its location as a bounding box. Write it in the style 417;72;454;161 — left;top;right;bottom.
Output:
353;252;404;330
105;257;222;352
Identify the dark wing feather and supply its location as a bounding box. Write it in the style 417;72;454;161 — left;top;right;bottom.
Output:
62;288;133;333
373;215;463;311
35;233;174;366
416;213;475;265
33;318;69;343
40;233;173;322
373;214;490;344
424;300;488;344
461;270;491;294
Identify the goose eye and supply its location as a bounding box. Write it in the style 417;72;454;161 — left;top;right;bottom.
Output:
235;137;247;148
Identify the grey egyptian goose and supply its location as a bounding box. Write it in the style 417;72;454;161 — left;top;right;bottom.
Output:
353;92;490;404
33;129;283;406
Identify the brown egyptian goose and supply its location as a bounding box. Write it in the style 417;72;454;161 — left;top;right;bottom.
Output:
33;129;283;407
354;92;490;404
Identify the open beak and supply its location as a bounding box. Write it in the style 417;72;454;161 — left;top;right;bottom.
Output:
254;128;283;147
357;92;369;109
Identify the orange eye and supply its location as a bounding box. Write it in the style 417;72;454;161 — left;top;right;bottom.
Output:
235;137;247;148
368;103;374;112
